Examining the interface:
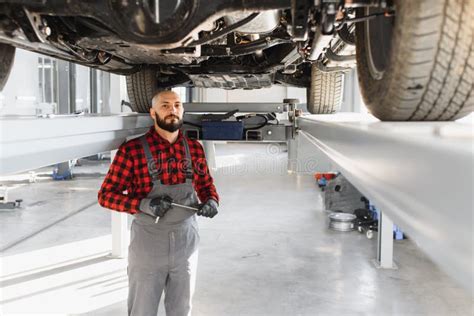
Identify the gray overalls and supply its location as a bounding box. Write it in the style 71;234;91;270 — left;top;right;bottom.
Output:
128;135;200;316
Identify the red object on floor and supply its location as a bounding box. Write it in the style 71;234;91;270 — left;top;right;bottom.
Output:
314;173;337;181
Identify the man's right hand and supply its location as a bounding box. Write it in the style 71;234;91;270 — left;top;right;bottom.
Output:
140;195;173;218
149;195;173;217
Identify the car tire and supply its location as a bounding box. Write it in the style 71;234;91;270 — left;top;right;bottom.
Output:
126;69;163;113
356;0;474;121
306;64;344;114
0;44;15;91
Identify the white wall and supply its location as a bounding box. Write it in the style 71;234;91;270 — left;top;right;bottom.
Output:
74;65;90;112
108;74;127;114
340;69;367;114
0;49;41;115
0;49;120;116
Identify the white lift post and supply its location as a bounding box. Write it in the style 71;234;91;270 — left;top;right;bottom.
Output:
110;207;129;258
202;141;217;171
109;149;129;259
376;212;396;269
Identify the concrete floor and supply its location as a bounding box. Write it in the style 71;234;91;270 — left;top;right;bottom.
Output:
0;143;472;315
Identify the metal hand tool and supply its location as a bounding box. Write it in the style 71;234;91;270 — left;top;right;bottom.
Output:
155;202;199;223
171;202;199;212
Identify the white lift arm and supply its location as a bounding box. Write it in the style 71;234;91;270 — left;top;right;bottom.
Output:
297;114;474;293
0;114;153;175
0;102;295;176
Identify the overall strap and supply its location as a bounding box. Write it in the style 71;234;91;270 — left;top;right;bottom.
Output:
140;135;160;182
182;137;194;181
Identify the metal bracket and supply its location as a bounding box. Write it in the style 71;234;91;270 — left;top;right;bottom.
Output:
291;0;311;41
324;46;356;62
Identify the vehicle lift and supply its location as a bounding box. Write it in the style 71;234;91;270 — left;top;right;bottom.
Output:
0;99;472;292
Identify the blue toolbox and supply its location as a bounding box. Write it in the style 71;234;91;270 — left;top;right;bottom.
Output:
202;120;244;140
200;109;243;140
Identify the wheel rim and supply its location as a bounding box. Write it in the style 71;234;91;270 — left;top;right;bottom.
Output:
364;7;394;80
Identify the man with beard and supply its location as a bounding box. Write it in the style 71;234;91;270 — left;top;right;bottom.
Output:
98;90;219;316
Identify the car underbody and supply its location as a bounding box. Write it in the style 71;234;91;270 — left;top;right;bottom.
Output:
0;0;472;120
0;0;365;88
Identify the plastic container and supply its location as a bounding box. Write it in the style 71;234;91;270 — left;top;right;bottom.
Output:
202;121;244;140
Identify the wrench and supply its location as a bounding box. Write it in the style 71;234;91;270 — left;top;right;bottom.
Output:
171;202;199;212
155;202;199;223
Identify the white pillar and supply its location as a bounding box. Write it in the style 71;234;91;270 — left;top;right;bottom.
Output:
110;211;129;258
374;211;397;269
109;149;129;258
287;137;298;173
202;141;216;171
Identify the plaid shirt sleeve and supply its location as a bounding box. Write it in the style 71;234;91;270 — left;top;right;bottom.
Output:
98;143;141;214
191;140;219;204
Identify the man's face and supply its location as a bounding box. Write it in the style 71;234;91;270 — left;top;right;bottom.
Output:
150;91;184;133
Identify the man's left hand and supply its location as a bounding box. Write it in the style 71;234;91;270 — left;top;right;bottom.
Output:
197;199;218;218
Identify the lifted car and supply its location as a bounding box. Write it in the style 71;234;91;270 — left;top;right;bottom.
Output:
0;0;472;121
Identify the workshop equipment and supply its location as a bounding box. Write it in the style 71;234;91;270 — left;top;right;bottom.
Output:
0;186;22;210
52;161;74;180
355;208;378;239
202;121;244;140
0;199;22;210
354;197;378;239
328;212;356;232
394;226;404;240
200;110;244;140
324;174;365;213
314;172;338;190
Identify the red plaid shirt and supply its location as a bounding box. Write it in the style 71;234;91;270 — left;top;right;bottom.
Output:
98;127;219;214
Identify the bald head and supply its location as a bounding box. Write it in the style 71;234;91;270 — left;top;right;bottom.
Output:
151;90;181;109
149;89;184;134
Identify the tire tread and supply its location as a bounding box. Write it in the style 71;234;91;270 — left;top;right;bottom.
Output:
126;69;161;113
307;65;344;114
356;0;473;121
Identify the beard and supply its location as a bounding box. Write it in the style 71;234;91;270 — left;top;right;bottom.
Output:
155;113;183;132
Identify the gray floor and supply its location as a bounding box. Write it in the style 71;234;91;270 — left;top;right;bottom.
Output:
0;143;472;315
